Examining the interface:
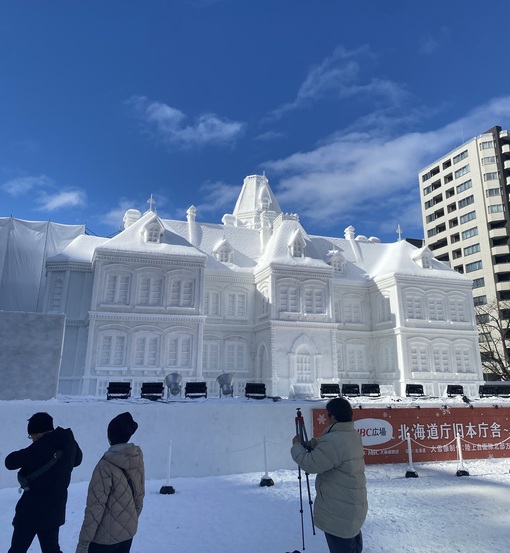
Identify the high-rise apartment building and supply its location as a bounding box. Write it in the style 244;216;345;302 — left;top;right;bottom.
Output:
419;125;510;378
420;126;510;300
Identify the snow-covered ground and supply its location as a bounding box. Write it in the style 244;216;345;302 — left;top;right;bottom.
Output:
1;398;509;552
1;458;509;552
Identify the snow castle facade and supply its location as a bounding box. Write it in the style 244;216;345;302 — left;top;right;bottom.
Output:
1;175;484;398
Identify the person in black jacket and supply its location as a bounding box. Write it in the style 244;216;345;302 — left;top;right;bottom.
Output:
5;412;83;553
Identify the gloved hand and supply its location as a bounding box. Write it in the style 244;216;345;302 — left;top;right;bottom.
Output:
75;540;90;553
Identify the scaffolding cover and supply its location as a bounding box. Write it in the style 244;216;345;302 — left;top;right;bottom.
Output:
0;217;85;312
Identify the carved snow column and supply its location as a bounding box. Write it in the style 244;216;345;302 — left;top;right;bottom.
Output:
260;210;272;253
344;225;355;240
187;205;197;245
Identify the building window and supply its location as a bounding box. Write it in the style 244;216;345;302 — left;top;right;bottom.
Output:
456;179;472;193
482;156;496;165
133;335;159;367
464;243;480;256
227;292;247;318
291;239;304;258
488;204;504;214
448;297;466;322
217;247;231;263
204;291;221;316
346;345;365;372
480;140;494;150
99;334;126;366
279;286;299;312
405;295;424;319
432;346;450;372
304;288;325;314
202;341;220;371
465;261;483;273
454;347;471;373
484;172;500;181
50;277;64;312
410;344;429;372
378;296;391;323
104;274;131;304
343;298;363;323
170;279;194;307
454;165;470;179
167;334;192;367
458;195;474;209
461;227;478;240
225;340;246;371
459;211;476;224
476;313;490;324
428;297;445;321
486;188;501;197
472;277;485;289
137;276;163;306
296;350;312;382
473;295;487;306
144;224;161;243
453;150;468;164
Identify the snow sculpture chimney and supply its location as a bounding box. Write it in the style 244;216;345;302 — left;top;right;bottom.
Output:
123;209;142;229
222;214;237;226
187;205;197;244
344;225;355;240
260;210;272;252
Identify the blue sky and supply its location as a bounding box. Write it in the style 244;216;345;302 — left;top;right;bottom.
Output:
2;1;510;242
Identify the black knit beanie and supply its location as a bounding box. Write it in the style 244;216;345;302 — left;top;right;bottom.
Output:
27;412;54;435
107;412;138;445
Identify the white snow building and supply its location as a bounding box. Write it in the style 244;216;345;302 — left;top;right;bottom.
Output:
0;175;483;398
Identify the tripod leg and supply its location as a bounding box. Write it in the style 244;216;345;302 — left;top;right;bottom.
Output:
295;418;306;550
304;472;316;535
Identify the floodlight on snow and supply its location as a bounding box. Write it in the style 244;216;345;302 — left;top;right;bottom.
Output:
165;373;182;398
216;373;234;397
341;383;360;397
320;383;340;398
184;381;207;399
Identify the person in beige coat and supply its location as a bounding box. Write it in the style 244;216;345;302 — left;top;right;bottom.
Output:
76;412;145;553
291;398;367;553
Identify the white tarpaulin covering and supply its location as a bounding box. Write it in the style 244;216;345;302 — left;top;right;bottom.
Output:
0;217;85;312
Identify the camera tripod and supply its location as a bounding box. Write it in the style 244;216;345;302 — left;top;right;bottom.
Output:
295;408;315;550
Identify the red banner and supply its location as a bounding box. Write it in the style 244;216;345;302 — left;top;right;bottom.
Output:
312;406;510;464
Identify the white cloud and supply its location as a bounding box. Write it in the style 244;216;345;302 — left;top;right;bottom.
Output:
37;189;87;211
195;180;241;214
103;199;137;231
127;95;245;148
269;45;407;119
1;175;52;196
264;96;510;239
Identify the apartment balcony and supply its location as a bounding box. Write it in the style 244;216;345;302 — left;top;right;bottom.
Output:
488;211;507;223
494;263;510;274
507;175;510;186
492;244;510;255
497;281;510;292
504;160;510;170
500;130;509;139
489;227;508;239
502;143;510;154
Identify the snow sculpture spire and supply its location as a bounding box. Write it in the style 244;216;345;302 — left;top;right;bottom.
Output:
231;175;281;229
147;194;156;213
